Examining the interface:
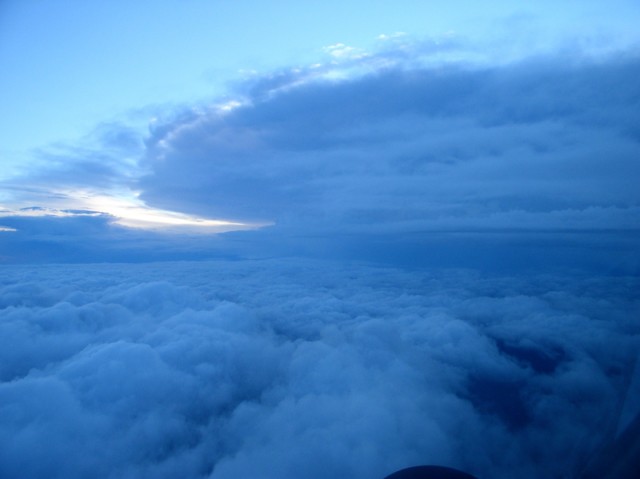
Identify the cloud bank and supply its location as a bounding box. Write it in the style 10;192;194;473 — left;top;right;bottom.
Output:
138;49;640;234
1;260;638;478
1;40;639;267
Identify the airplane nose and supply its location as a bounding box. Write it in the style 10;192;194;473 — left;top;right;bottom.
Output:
383;465;479;479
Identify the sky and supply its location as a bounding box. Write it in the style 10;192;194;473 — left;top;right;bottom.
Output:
1;0;640;263
2;0;639;163
1;1;640;478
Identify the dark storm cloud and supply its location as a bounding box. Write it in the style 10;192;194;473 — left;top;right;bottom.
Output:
138;51;640;232
0;260;638;478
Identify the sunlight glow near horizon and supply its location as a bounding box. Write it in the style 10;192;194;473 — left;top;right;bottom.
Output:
83;194;251;232
0;191;261;234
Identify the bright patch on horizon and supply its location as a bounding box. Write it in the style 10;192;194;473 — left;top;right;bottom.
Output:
99;196;254;232
0;192;261;234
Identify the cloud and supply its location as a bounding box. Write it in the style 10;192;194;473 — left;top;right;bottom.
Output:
1;39;638;268
0;212;247;264
0;260;638;478
323;42;366;60
138;49;640;235
1;23;638;479
16;121;144;192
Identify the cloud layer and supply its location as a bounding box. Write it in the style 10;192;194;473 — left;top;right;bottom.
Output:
1;260;638;478
139;50;640;233
1;23;639;479
1;42;639;267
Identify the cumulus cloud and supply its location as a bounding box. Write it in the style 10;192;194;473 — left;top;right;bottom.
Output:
0;260;638;478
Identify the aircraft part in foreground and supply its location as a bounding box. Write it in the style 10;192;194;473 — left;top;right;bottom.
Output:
384;465;478;479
